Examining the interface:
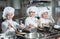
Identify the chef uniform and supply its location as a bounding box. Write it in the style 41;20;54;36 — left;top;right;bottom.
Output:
1;7;21;39
38;7;55;32
38;7;49;27
25;6;38;32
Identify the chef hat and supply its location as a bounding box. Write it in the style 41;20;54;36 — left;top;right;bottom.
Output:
26;6;38;16
2;7;15;19
38;7;49;17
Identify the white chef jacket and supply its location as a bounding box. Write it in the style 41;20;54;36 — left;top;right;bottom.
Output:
25;17;38;27
1;19;21;35
40;18;51;27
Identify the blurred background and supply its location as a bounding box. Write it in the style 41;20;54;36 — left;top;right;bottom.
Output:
0;0;54;19
0;0;59;19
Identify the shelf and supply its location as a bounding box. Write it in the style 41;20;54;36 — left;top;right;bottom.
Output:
0;1;7;7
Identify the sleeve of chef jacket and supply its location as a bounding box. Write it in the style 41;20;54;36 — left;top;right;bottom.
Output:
1;23;8;32
25;18;30;26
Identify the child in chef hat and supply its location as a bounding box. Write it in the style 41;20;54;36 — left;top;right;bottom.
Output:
2;7;15;19
26;6;38;17
38;7;55;32
2;7;21;39
25;6;38;32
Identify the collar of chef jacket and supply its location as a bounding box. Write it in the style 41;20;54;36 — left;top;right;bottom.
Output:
40;18;50;24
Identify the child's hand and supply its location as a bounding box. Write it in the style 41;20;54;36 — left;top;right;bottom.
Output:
8;23;12;29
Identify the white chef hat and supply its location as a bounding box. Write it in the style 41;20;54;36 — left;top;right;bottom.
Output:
38;7;49;17
2;7;15;19
26;6;38;16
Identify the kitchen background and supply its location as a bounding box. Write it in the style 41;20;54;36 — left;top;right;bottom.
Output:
0;0;60;33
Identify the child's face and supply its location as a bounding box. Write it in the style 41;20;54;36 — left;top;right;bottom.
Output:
6;13;14;20
29;11;35;17
42;12;48;18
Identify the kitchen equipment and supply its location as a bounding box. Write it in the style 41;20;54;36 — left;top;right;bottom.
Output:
16;32;39;39
25;33;39;39
0;33;16;39
54;25;60;29
0;34;8;39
